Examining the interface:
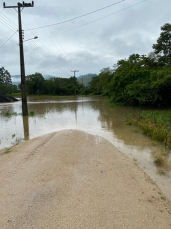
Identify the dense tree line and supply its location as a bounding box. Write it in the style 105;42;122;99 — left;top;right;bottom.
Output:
88;23;171;107
0;67;19;94
23;73;85;96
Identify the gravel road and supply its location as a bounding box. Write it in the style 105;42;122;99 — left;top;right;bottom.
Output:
0;130;171;228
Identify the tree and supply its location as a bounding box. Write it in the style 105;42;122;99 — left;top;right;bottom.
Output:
26;72;44;95
0;67;12;94
0;67;12;85
153;23;171;65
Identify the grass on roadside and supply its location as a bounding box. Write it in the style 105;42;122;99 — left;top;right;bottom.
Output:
3;148;11;154
11;93;21;97
106;101;125;108
125;110;171;149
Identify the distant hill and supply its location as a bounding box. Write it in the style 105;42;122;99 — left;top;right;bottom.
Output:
77;74;97;86
12;75;20;79
11;74;96;87
44;75;59;79
11;74;59;86
11;75;20;86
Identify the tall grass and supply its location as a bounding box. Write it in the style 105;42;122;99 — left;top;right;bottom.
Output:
1;110;18;116
125;110;171;149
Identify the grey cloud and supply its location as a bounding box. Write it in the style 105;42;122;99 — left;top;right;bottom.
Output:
1;0;171;76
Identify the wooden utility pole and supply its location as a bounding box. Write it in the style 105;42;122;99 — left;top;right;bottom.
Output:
3;1;34;116
71;70;79;97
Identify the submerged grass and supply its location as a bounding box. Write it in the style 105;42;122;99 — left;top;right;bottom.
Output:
106;101;125;108
125;110;171;150
1;110;35;117
28;110;35;116
1;110;18;117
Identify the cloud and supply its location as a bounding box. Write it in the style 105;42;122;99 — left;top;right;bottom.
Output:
0;0;171;76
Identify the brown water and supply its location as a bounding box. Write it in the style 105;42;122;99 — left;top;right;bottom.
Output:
0;96;171;201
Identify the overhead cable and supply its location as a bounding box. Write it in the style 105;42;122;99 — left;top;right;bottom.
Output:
25;0;126;31
0;31;17;49
38;0;147;41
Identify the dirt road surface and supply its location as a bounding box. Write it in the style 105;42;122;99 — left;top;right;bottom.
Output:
0;130;171;229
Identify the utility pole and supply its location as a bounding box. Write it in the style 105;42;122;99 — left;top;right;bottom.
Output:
71;70;79;97
3;1;34;116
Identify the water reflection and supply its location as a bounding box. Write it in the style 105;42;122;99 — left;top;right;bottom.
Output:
74;102;78;124
0;96;171;201
23;116;29;141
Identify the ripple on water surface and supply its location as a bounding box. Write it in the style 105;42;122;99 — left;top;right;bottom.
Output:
0;96;171;201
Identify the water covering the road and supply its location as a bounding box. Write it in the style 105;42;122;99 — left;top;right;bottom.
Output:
0;96;171;201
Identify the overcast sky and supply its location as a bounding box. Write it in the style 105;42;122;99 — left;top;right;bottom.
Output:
0;0;170;79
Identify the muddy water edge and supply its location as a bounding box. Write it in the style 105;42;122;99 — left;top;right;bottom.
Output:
0;96;171;201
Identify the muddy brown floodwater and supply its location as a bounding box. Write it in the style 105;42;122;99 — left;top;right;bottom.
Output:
0;96;171;201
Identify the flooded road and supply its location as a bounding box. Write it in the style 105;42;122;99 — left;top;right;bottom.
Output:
0;96;171;201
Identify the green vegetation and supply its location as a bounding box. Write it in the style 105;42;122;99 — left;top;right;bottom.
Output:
28;110;35;116
12;93;21;97
106;101;125;108
125;110;171;148
12;137;23;146
154;157;165;165
88;23;171;107
1;110;18;116
1;109;35;117
12;134;16;139
18;73;86;96
3;148;11;154
0;67;19;95
146;177;155;185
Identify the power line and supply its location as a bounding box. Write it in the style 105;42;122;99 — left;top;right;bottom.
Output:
34;7;67;55
22;9;71;75
27;7;64;56
38;0;147;41
23;32;70;75
2;8;62;62
0;11;18;32
0;12;18;29
0;11;65;74
25;0;126;31
0;6;69;76
0;30;17;49
0;16;16;30
0;40;18;55
0;19;17;32
31;8;72;75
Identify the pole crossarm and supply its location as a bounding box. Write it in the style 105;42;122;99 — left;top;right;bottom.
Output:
3;1;34;8
71;70;79;73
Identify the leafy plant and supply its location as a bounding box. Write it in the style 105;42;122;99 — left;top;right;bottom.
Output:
154;157;165;165
3;148;11;154
28;110;35;116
